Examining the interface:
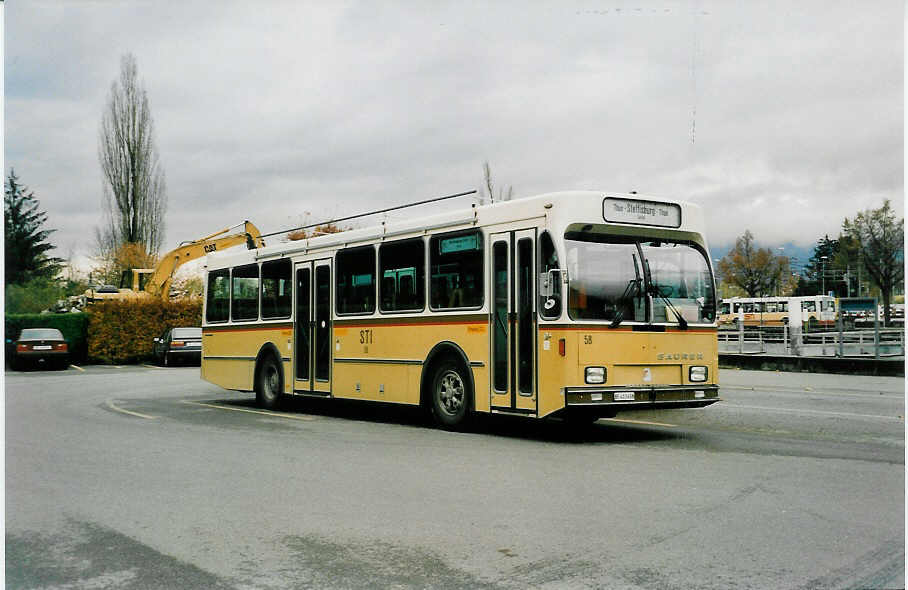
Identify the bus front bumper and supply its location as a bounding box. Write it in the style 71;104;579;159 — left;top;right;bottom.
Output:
564;385;721;411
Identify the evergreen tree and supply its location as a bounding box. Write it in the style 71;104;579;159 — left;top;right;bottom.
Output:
798;235;842;296
4;169;63;284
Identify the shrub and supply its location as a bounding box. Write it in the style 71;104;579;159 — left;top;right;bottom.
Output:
5;278;66;314
5;312;89;363
86;299;202;364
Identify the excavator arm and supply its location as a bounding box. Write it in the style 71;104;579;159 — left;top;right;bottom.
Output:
141;221;264;299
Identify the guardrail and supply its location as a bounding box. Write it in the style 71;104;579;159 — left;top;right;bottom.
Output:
718;326;905;358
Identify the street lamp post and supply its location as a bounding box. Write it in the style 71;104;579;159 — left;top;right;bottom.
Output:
820;256;828;295
777;247;784;296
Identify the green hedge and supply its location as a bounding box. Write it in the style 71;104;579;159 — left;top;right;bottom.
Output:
5;313;90;363
86;299;202;364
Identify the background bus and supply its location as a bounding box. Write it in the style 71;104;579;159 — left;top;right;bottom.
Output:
718;295;836;328
201;191;721;429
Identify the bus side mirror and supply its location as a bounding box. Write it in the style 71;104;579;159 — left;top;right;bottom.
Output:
540;269;564;297
539;272;553;297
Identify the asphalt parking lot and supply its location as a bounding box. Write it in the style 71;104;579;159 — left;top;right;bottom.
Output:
5;364;905;589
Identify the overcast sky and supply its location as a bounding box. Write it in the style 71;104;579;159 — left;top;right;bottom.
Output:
5;1;904;272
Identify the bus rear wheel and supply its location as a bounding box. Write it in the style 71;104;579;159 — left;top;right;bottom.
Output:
430;360;471;429
256;354;283;410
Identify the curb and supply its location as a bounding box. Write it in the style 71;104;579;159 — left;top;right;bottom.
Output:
719;354;905;377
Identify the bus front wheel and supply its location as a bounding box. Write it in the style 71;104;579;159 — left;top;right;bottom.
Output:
430;360;471;429
256;354;283;410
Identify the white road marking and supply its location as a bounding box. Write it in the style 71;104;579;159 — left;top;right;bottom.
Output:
601;417;677;428
106;399;157;420
69;365;85;372
725;403;903;421
142;364;164;370
181;400;316;421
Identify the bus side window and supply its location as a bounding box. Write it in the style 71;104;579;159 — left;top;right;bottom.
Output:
539;231;562;319
336;246;376;315
430;230;483;310
231;263;260;321
206;269;230;322
379;239;425;312
261;259;292;319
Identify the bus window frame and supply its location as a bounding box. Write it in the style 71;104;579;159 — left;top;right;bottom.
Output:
538;230;563;321
378;237;427;315
205;268;231;324
335;245;378;317
231;263;261;323
428;228;485;313
260;258;293;320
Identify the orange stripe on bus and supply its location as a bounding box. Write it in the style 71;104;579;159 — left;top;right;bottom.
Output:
541;325;717;333
204;323;293;333
337;320;487;328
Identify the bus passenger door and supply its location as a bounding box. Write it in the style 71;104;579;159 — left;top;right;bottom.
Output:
490;230;537;414
490;235;511;410
294;259;332;395
294;262;313;392
313;260;332;394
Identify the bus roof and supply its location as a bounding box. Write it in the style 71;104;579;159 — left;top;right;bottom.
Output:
205;191;710;270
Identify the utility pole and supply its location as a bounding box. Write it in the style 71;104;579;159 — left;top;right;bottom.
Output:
820;256;828;295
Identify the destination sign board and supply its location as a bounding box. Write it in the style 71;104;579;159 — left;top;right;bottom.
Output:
602;197;681;228
439;233;480;254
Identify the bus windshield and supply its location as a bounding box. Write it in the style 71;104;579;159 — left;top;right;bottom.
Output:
566;235;715;324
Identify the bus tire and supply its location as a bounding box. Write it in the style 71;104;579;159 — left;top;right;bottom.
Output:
255;353;283;410
808;317;818;332
430;359;471;429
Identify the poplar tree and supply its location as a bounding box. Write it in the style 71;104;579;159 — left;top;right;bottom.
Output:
96;53;167;265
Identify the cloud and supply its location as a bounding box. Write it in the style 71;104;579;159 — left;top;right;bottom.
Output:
5;0;902;273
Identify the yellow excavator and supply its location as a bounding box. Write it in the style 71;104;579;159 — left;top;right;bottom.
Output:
86;221;265;302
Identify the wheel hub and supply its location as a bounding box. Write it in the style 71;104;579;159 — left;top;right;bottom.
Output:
438;370;464;415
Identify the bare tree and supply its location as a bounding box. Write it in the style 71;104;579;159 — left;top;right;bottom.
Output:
97;53;167;263
481;161;513;204
842;200;904;326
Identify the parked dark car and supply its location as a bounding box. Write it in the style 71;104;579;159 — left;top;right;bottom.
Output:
153;327;202;366
12;328;69;370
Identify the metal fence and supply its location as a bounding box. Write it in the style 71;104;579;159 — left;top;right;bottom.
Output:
718;326;905;358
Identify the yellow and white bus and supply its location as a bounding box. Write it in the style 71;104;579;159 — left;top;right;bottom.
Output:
718;295;836;328
201;191;720;428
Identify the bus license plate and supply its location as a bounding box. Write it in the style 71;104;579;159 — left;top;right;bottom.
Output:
614;391;635;401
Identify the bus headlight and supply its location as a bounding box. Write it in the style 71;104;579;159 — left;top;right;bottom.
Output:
689;366;708;382
585;366;606;384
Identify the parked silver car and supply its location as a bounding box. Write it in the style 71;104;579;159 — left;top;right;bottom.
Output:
152;327;202;366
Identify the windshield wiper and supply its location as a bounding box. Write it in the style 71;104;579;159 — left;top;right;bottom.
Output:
649;284;688;330
610;252;643;328
609;278;641;328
